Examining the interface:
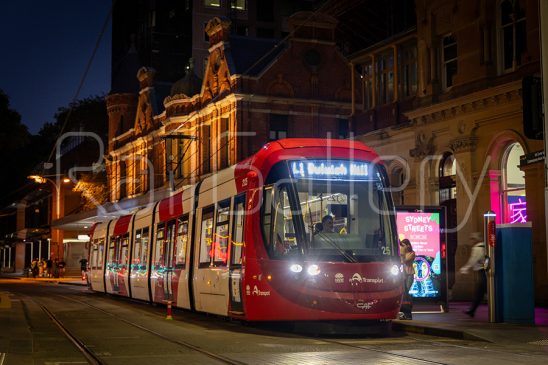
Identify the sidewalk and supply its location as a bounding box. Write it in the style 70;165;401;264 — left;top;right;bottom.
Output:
1;272;87;286
394;302;548;346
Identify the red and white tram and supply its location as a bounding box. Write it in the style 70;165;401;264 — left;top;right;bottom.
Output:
88;139;403;321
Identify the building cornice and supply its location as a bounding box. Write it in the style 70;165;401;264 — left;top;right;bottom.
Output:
404;80;521;124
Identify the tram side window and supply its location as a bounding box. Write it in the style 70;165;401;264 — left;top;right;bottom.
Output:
262;187;273;247
213;200;230;266
120;235;129;269
133;228;149;269
166;220;176;267
98;239;104;269
155;225;165;268
91;240;99;269
270;185;297;258
199;207;215;266
108;237;116;268
175;216;188;268
231;194;246;266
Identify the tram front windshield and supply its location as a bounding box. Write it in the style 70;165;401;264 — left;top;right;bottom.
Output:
262;160;398;262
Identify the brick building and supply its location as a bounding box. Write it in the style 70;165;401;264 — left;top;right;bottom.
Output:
106;12;352;202
349;0;546;304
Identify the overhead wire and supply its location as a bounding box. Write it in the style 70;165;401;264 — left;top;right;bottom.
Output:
46;1;115;163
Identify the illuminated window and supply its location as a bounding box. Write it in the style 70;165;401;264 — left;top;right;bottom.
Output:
133;227;149;267
502;143;526;223
204;0;220;7
442;35;457;89
439;153;456;203
199;207;215;266
231;0;246;10
219;117;230;169
213;200;230;266
231;194;246;266
498;0;526;72
201;124;211;174
175;217;188;267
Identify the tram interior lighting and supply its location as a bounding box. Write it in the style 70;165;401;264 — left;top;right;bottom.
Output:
290;264;303;273
307;264;321;276
390;264;400;276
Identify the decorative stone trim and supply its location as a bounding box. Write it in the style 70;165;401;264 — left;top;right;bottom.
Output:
449;136;478;153
405;80;521;125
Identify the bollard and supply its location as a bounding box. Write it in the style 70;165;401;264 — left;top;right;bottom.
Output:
166;300;173;320
484;210;497;323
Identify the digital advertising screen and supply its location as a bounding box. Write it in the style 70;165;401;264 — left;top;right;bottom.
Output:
396;210;443;300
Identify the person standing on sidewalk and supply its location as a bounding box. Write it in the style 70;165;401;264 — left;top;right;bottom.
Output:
459;232;487;318
399;239;416;320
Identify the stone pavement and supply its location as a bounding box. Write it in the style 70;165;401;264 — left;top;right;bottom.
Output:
3;273;548;347
394;302;548;346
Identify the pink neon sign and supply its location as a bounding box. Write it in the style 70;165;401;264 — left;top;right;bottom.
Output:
509;197;527;223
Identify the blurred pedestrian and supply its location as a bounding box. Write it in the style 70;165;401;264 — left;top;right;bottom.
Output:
57;259;66;278
460;232;487;318
79;257;88;278
399;239;416;320
46;258;53;278
30;258;39;278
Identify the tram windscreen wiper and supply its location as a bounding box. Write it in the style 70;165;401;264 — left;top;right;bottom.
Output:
315;234;357;263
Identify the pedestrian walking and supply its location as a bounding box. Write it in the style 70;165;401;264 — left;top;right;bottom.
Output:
30;258;39;278
46;258;53;278
399;238;416;320
56;259;66;278
79;257;88;279
460;232;487;318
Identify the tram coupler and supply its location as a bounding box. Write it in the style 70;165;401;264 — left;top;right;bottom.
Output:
165;300;173;320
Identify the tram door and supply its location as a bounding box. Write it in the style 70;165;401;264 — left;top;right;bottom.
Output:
163;220;176;300
229;194;245;313
152;221;176;302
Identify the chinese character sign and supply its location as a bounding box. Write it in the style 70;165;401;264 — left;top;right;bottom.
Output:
508;196;527;224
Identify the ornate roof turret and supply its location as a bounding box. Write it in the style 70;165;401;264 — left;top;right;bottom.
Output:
170;59;202;97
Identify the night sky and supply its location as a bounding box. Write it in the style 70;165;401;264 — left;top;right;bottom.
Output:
0;0;112;134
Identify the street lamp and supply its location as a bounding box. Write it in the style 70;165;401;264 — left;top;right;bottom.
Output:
27;174;71;259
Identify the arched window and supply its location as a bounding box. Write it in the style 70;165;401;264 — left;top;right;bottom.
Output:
390;166;406;206
502;143;526;223
439;153;456;203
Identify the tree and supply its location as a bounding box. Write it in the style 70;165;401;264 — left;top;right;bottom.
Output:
0;90;37;206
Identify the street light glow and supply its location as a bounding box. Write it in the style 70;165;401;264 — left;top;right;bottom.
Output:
28;175;47;184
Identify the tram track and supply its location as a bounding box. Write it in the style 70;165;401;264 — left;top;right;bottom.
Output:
57;294;450;365
39;294;246;365
19;288;540;365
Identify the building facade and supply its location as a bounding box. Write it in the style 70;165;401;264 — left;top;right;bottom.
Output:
106;13;352;203
350;0;546;304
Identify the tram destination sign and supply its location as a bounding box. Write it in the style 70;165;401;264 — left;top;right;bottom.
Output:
289;160;374;181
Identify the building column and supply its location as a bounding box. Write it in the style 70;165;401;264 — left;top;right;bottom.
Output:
521;161;548;305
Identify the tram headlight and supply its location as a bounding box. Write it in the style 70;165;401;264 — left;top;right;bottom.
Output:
307;264;321;276
290;264;303;273
390;264;400;276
